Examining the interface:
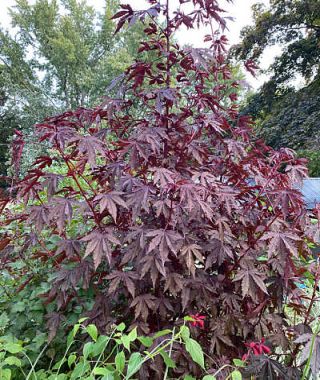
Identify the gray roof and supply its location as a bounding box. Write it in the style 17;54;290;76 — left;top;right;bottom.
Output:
301;178;320;209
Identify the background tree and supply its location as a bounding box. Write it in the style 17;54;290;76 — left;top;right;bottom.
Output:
0;0;144;179
232;0;320;174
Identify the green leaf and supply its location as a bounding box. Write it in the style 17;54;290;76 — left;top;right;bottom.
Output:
101;375;114;380
138;336;153;347
91;335;109;357
180;326;190;342
121;335;131;351
4;356;22;367
126;352;143;379
48;375;68;380
185;338;205;369
67;330;75;347
184;316;195;322
10;302;25;313
70;362;90;379
115;350;126;373
233;359;245;367
0;368;11;380
117;323;126;332
202;376;216;380
128;327;137;342
78;317;89;323
93;367;112;375
159;350;176;368
53;358;66;370
184;376;196;380
3;343;23;354
231;370;242;380
68;323;81;345
0;312;10;330
153;329;171;339
68;354;77;368
83;341;94;359
86;324;98;342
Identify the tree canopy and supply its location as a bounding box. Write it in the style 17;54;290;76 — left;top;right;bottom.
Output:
232;0;320;174
233;0;320;84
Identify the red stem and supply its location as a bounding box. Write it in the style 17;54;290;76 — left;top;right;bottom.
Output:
57;146;102;229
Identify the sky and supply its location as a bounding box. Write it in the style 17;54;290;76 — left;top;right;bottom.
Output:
0;0;277;88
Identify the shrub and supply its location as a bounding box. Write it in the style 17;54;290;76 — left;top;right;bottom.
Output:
1;0;318;378
0;317;245;380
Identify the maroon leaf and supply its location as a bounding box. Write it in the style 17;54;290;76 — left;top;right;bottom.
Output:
95;191;127;221
81;230;120;268
130;294;157;321
105;270;138;298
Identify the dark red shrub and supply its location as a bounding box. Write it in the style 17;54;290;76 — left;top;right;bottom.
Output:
1;0;317;377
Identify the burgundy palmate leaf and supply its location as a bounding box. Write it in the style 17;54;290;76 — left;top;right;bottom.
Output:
294;334;320;378
105;270;139;298
198;199;214;220
28;205;50;233
205;237;234;267
81;229;120;269
56;239;81;257
216;185;239;215
267;188;304;216
164;272;184;296
73;135;106;168
151;167;175;187
243;355;292;379
50;198;73;232
179;243;203;277
46;312;65;342
178;182;201;212
130;294;157;321
153;198;172;218
147;229;183;260
43;173;63;198
95;191;127;222
154;296;174;318
126;183;155;219
210;331;234;356
140;253;166;286
244;59;259;77
120;139;149;167
285;160;308;186
234;268;268;300
53;261;92;291
220;292;241;312
191;170;217;187
260;231;301;258
187;141;208;164
186;47;210;71
36;123;77;149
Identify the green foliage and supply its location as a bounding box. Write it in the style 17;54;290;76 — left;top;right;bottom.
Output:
0;319;246;379
247;77;320;150
233;0;320;175
298;149;320;177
